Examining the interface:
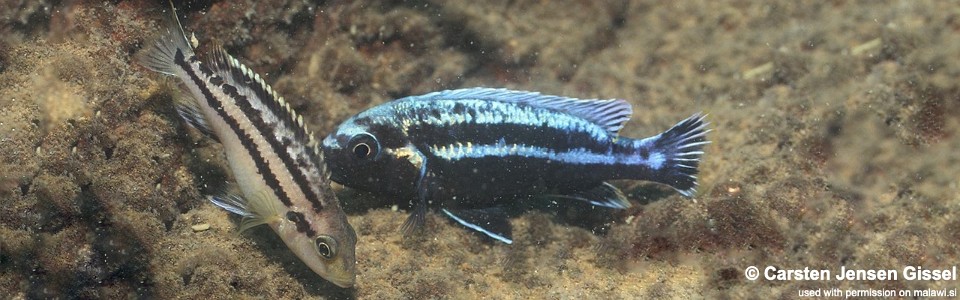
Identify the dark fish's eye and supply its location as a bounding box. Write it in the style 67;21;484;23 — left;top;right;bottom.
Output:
347;132;380;160
353;143;370;158
315;235;337;259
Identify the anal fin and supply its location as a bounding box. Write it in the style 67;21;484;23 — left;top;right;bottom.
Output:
545;182;632;209
442;208;513;244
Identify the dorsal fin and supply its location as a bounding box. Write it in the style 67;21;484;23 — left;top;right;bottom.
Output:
416;88;633;135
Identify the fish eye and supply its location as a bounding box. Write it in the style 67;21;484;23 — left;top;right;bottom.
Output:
353;143;370;158
315;235;338;259
347;132;380;160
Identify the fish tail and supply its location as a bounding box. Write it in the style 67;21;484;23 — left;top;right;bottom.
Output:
625;113;710;197
135;1;193;76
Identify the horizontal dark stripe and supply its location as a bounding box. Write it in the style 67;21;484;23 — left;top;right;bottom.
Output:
176;50;294;208
423;154;607;199
209;54;326;213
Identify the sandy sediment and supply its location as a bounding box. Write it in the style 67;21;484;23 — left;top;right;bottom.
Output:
1;0;958;299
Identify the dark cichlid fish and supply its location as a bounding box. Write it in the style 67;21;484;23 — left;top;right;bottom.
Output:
322;88;708;244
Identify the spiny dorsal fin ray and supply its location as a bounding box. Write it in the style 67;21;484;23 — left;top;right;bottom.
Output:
206;46;328;177
415;88;633;135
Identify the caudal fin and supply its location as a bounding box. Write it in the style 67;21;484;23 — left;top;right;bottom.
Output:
648;113;710;197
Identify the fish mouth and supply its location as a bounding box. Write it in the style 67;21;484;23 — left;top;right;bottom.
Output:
327;168;346;184
326;274;356;288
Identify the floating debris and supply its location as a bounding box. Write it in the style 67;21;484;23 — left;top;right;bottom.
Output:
851;38;882;56
743;62;773;80
191;223;210;232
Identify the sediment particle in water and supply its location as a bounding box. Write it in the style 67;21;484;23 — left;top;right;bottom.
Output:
851;38;882;56
191;224;210;232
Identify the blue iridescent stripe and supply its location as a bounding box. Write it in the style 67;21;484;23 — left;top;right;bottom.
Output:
429;140;666;170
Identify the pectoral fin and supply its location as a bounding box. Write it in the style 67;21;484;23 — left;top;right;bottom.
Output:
173;91;218;141
400;157;431;235
400;200;428;236
209;191;280;234
441;208;513;244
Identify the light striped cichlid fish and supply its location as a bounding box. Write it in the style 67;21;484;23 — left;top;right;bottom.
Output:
322;88;708;244
137;5;356;287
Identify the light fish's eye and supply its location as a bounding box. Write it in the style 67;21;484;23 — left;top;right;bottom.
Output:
347;132;380;160
315;235;337;259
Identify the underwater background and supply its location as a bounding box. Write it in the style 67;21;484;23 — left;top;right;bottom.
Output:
1;0;958;298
